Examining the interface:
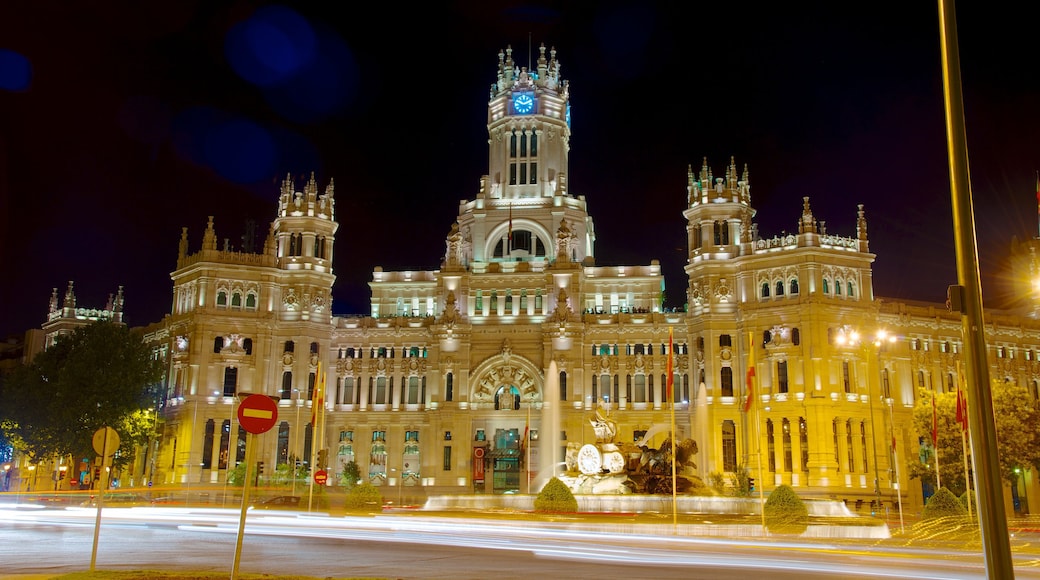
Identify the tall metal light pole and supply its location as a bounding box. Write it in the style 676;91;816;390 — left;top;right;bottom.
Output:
937;1;1014;576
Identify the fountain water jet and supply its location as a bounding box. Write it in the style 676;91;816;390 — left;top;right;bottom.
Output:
534;360;562;492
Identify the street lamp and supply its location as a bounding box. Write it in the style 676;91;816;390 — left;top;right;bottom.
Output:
834;327;896;516
291;389;303;497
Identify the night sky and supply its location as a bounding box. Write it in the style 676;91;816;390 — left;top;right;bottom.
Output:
2;2;1039;339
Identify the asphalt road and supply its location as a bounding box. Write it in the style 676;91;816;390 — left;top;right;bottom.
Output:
1;505;1038;579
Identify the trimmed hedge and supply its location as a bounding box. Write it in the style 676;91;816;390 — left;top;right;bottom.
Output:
343;482;383;511
922;487;967;521
763;484;808;534
534;477;579;513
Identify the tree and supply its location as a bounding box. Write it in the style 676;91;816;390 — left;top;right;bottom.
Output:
0;321;164;468
908;381;1040;495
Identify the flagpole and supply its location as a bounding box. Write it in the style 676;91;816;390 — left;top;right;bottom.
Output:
747;332;765;532
307;362;323;512
667;327;677;530
957;364;974;524
932;390;941;489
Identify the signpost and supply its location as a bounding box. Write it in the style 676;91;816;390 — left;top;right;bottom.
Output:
232;394;278;580
313;470;328;486
89;426;120;572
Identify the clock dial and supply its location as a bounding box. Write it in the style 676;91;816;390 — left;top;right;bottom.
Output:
577;444;601;475
513;93;534;114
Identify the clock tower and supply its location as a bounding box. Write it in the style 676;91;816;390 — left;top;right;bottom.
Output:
455;43;592;265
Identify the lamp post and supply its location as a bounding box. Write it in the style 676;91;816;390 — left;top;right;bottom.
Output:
870;330;897;520
835;327;893;516
292;389;302;497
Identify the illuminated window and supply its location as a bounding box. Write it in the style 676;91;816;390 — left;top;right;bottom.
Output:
721;420;737;472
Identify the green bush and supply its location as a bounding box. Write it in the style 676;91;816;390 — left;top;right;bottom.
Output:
922;487;967;521
343;482;383;512
763;484;808;534
534;477;579;513
707;471;727;495
734;465;753;497
959;489;977;514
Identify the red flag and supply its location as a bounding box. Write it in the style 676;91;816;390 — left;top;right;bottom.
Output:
931;391;938;446
666;327;674;402
956;388;968;433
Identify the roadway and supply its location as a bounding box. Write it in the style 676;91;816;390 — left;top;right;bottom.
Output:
1;503;1038;579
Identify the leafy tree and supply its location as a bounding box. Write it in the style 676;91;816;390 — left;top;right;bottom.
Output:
908;382;1040;495
0;321;164;468
339;459;362;489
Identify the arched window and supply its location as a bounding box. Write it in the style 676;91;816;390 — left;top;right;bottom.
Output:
823;279;830;294
217;290;228;306
790;278;799;294
775;281;784;296
847;281;855;298
245;293;257;308
761;283;770;298
231;292;242;307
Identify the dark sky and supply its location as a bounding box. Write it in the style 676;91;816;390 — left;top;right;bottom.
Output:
2;2;1039;339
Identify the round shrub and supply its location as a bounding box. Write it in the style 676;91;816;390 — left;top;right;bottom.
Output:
922;487;967;521
763;484;808;534
534;476;579;513
343;482;383;512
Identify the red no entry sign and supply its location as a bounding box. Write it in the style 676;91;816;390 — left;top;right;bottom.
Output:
237;394;278;434
314;470;328;485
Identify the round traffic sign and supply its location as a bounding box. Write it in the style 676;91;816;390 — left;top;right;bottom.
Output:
92;426;120;458
237;394;278;434
314;470;328;485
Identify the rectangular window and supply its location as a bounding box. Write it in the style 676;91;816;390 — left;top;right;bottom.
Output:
530;162;537;184
721;420;737;472
375;377;387;404
842;361;852;393
782;419;793;472
445;372;454;402
777;360;788;394
509;163;517;185
407;376;420;405
343;377;355;405
520;163;527;185
766;420;776;472
443;446;452;471
223;367;238;397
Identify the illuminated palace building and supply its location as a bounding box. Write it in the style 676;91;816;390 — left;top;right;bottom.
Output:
118;44;1039;514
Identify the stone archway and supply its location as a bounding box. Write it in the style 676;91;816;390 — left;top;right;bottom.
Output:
469;340;543;408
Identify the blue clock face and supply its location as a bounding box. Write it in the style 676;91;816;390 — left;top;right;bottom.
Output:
513;94;534;114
